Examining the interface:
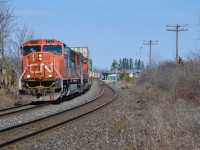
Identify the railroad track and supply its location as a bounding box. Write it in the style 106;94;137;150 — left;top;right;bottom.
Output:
0;102;51;117
0;81;117;148
0;103;31;112
0;91;83;119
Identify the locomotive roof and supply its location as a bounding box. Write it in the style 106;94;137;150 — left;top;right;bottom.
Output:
22;39;65;46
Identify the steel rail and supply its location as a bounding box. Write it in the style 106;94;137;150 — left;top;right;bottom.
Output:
0;102;51;118
0;103;31;113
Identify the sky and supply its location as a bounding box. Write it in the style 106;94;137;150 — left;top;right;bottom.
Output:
15;0;200;69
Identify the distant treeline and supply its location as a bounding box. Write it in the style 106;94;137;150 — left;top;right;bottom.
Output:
111;58;145;71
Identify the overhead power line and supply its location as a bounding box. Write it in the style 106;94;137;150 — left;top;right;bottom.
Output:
143;40;158;67
166;24;188;64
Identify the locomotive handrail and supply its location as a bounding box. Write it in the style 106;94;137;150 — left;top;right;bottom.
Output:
19;66;28;89
19;58;29;89
26;82;55;89
76;68;83;84
53;59;63;89
54;68;63;89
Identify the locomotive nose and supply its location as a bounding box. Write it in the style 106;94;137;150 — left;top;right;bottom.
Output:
25;52;54;79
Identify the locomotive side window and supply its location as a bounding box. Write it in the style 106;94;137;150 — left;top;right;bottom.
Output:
23;46;41;56
43;45;62;54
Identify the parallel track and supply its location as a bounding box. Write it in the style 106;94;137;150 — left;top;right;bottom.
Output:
0;102;51;118
0;103;31;115
0;91;86;118
0;81;117;148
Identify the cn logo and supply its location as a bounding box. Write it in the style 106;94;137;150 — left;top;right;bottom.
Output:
29;63;53;73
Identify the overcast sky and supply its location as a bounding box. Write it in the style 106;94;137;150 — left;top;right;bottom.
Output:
15;0;200;69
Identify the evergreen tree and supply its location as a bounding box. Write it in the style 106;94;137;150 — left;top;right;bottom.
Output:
135;59;138;70
129;58;133;70
111;59;118;71
126;58;129;69
138;59;141;70
110;58;145;72
141;61;145;69
122;58;125;71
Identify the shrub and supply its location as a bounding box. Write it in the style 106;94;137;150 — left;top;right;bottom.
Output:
138;56;200;101
120;72;133;82
125;76;131;82
120;72;125;79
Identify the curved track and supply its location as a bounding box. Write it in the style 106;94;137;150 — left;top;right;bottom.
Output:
0;81;117;148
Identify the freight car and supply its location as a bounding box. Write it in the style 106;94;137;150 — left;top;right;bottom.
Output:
19;39;92;102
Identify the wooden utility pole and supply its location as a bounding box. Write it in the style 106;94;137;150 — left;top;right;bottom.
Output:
143;40;158;67
166;24;188;64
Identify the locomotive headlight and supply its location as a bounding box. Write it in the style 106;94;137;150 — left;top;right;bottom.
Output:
38;54;43;57
48;74;52;78
27;74;31;78
39;57;43;61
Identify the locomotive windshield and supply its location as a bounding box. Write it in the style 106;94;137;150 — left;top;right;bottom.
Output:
43;45;62;54
23;46;41;56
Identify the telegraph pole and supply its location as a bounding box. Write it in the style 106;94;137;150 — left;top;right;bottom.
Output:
166;24;188;64
137;47;143;73
143;40;158;67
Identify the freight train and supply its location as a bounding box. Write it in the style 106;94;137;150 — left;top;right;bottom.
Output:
19;39;92;102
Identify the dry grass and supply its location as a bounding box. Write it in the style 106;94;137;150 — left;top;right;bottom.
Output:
110;52;200;149
127;54;200;149
139;59;200;102
0;89;22;109
133;83;200;149
110;81;200;149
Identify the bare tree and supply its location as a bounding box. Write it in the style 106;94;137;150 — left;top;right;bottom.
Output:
0;0;16;93
11;24;36;77
0;0;38;95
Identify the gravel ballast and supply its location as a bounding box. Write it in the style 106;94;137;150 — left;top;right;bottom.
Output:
0;80;102;131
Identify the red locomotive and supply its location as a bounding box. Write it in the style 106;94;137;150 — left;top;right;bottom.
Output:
19;39;92;101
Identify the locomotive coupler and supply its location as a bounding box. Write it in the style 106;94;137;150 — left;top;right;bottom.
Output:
37;85;43;98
